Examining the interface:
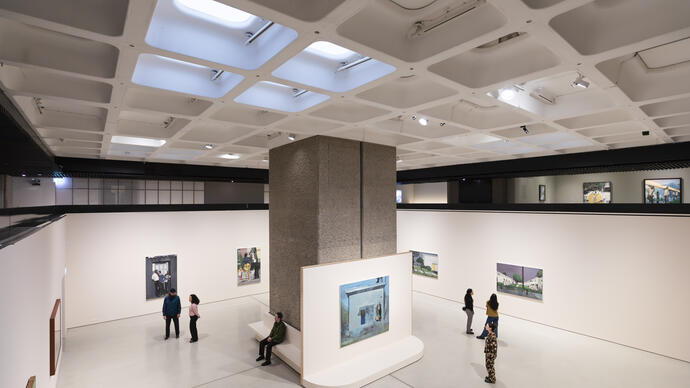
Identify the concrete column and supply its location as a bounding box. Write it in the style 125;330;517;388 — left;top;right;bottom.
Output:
269;136;396;328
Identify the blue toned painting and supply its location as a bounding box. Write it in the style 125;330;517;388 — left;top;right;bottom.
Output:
340;276;390;347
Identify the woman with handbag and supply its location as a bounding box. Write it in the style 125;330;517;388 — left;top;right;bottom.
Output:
462;288;474;334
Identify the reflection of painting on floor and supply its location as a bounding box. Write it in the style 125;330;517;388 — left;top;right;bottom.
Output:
340;276;389;347
497;263;543;300
644;178;681;204
412;251;438;279
583;181;611;203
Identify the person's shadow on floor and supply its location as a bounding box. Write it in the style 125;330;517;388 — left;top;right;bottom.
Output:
470;362;506;387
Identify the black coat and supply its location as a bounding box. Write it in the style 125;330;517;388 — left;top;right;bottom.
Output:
464;294;474;312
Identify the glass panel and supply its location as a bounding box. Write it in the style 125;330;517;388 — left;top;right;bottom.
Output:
56;189;72;205
88;189;102;204
194;190;204;204
133;180;146;190
183;181;194;191
89;178;103;189
132;190;146;204
146;180;158;190
159;180;171;190
170;191;183;204
194;181;204;190
73;189;88;204
170;181;183;190
159;190;171;204
103;187;117;204
146;190;158;204
118;190;132;205
73;178;88;189
183;191;194;204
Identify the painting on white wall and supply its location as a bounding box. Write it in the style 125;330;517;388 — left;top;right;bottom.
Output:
583;181;611;203
340;276;389;347
237;247;261;285
146;254;177;300
644;178;681;204
496;263;543;300
412;250;438;279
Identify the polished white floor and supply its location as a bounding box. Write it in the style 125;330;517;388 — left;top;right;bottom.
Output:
57;292;690;388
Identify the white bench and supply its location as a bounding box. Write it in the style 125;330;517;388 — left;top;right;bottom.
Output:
248;312;301;372
302;336;424;388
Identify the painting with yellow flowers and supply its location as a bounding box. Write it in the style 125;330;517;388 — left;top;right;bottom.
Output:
583;182;611;203
237;247;261;285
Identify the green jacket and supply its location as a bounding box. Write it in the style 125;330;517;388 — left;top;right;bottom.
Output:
269;321;286;344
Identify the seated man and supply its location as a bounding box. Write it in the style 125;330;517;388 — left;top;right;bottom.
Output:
256;312;286;366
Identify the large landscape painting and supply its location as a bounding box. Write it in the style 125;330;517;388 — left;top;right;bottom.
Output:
496;263;543;300
340;276;389;347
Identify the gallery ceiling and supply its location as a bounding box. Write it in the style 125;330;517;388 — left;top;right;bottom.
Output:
0;0;689;171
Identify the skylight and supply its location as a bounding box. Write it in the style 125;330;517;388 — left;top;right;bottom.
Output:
175;0;255;26
111;136;166;148
305;41;357;60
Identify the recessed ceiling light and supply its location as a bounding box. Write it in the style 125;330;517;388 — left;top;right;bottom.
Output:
419;118;428;126
439;122;446;127
305;41;357;60
220;153;240;160
204;144;214;150
111;136;166;148
177;0;254;25
287;133;296;141
499;88;516;100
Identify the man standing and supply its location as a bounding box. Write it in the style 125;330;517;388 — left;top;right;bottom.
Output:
256;312;286;366
162;288;181;339
152;270;160;297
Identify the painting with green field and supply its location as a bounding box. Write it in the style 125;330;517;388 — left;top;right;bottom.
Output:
497;263;543;300
412;251;438;279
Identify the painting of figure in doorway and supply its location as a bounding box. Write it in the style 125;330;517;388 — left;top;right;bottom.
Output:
340;276;389;347
146;254;177;300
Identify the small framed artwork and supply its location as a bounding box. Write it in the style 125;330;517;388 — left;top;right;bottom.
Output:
538;185;546;202
644;178;682;204
583;182;612;203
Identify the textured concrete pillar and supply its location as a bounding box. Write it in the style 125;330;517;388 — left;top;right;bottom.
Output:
269;136;396;328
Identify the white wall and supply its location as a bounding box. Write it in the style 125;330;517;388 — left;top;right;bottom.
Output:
65;210;269;327
0;218;66;388
398;210;690;362
10;176;56;207
301;253;412;377
509;168;690;203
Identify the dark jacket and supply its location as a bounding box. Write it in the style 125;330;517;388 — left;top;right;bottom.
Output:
162;295;181;317
268;321;287;344
484;332;497;356
464;294;473;312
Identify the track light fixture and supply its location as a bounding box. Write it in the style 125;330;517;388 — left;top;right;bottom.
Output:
411;115;417;121
287;133;296;141
418;117;428;126
439;122;446;127
204;144;214;150
245;21;274;45
521;125;529;134
210;69;224;81
407;0;485;39
571;73;589;89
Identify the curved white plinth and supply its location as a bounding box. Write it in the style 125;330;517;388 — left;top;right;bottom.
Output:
302;336;424;388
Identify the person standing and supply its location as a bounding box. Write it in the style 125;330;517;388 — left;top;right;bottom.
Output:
152;270;160;297
484;322;498;384
162;288;181;340
462;288;474;334
188;294;201;343
477;294;499;339
256;312;286;366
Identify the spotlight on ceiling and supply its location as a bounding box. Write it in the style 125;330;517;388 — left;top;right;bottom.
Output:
521;125;529;134
204;144;214;150
418;117;428;126
411;115;417;121
571;73;590;89
439;122;446;127
287;133;296;141
499;88;516;100
396;157;403;164
220;153;240;160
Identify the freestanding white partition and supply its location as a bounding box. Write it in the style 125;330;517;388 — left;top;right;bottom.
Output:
300;252;423;388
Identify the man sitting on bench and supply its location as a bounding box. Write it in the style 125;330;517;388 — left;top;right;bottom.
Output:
256;312;286;366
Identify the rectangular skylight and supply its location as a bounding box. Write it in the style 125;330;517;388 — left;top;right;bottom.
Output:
111;136;166;148
176;0;255;27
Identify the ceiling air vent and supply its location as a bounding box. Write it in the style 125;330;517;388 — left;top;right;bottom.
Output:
408;0;485;39
477;32;524;49
529;88;556;105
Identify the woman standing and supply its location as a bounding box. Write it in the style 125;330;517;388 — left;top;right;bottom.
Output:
484;322;498;384
462;288;474;334
189;294;201;343
477;294;499;339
